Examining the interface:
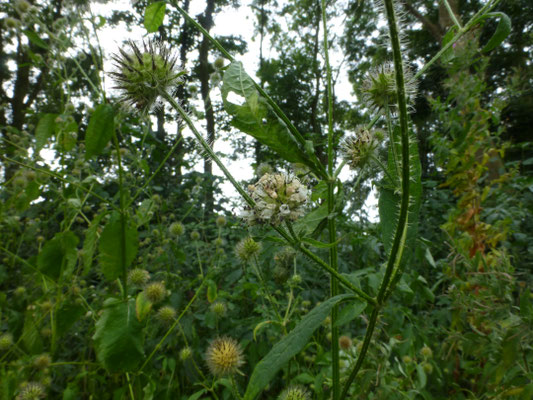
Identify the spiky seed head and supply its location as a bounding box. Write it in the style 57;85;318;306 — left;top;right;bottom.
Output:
421;345;433;358
339;335;353;350
255;162;273;177
180;346;192;361
0;333;13;350
17;382;45;400
215;215;227;227
211;301;227;317
422;362;433;374
205;337;244;377
128;268;150;286
340;126;379;169
241;172;308;226
4;17;20;29
288;274;302;287
15;0;31;14
168;222;185;237
235;237;261;263
144;282;166;304
402;355;412;363
214;237;224;247
110;40;185;113
273;264;290;284
190;230;200;241
361;61;417;114
33;354;51;370
274;247;297;268
157;306;176;324
214;57;225;69
278;385;310;400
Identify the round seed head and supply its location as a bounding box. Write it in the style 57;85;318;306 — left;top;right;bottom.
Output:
339;335;353;350
190;230;200;241
180;346;192;361
255;162;273;177
423;361;433;374
144;282;166;304
157;306;176;324
33;354;51;370
421;345;433;358
402;355;413;363
110;40;185;114
278;385;310;400
205;337;244;377
211;301;227;317
215;215;227;227
235;237;261;263
128;268;150;286
0;333;13;351
340;126;379;169
168;222;185;237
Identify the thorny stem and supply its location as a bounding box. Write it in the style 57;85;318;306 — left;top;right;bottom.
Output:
321;0;340;397
341;0;411;396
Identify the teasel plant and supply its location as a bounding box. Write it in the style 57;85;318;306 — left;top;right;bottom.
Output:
104;0;505;398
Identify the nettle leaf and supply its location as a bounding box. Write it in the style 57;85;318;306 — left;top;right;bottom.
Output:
56;302;85;338
243;294;354;400
481;12;512;53
37;231;79;281
85;104;114;159
82;212;106;276
93;298;144;372
22;310;43;354
35;113;57;151
144;1;166;33
99;212;138;281
378;129;422;257
222;61;314;170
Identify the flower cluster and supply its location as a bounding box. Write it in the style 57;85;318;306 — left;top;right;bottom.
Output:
340;126;380;169
241;173;308;226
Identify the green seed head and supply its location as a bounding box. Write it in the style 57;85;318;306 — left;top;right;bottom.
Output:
278;385;310;400
211;301;227;317
110;40;185;113
168;222;184;236
421;345;433;359
128;268;150;286
235;237;261;263
180;346;192;361
0;333;13;351
340;126;379;170
33;354;51;370
190;230;200;241
157;306;176;324
205;337;244;377
144;282;166;304
17;381;45;400
215;215;227;227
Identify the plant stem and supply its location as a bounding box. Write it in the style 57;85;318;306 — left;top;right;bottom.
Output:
320;0;340;397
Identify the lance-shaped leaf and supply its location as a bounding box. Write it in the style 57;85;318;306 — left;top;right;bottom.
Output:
85;104;114;159
243;294;355;400
222;61;316;171
37;231;79;281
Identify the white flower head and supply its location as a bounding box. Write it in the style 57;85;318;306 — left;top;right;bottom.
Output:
241;172;308;226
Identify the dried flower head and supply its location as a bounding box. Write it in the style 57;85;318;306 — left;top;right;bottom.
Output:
278;385;310;400
241;172;308;226
235;237;261;263
361;61;417;114
17;382;45;400
340;126;379;169
205;337;244;377
110;40;185;113
339;335;353;350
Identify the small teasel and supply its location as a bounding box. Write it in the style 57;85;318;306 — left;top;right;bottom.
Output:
168;221;185;237
16;382;46;400
144;282;166;304
240;172;308;226
205;337;244;377
110;39;186;113
278;385;310;400
157;306;177;324
0;332;13;351
235;237;261;263
340;126;380;169
128;268;150;286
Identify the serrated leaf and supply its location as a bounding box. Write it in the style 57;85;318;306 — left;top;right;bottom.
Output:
243;294;354;400
22;310;43;354
93;298;144;372
99;212;138;281
35;113;57;151
293;202;328;236
222;61;315;170
85;104;114;159
37;231;79;281
144;2;166;33
481;12;512;53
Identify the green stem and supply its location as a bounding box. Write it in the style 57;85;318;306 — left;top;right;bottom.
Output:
341;0;412;396
442;0;462;29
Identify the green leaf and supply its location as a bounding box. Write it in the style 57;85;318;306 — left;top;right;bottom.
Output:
481;12;512;53
293;202;329;236
416;363;427;389
56;302;85;338
188;390;207;400
99;212;138;281
378;130;422;257
144;2;166;33
22;310;43;354
301;237;341;249
334;300;367;327
85;104;114;159
37;231;79;281
136;292;152;322
35;113;57;151
82;212;106;276
243;294;354;400
23;29;48;49
93;298;144;372
222;61;315;170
